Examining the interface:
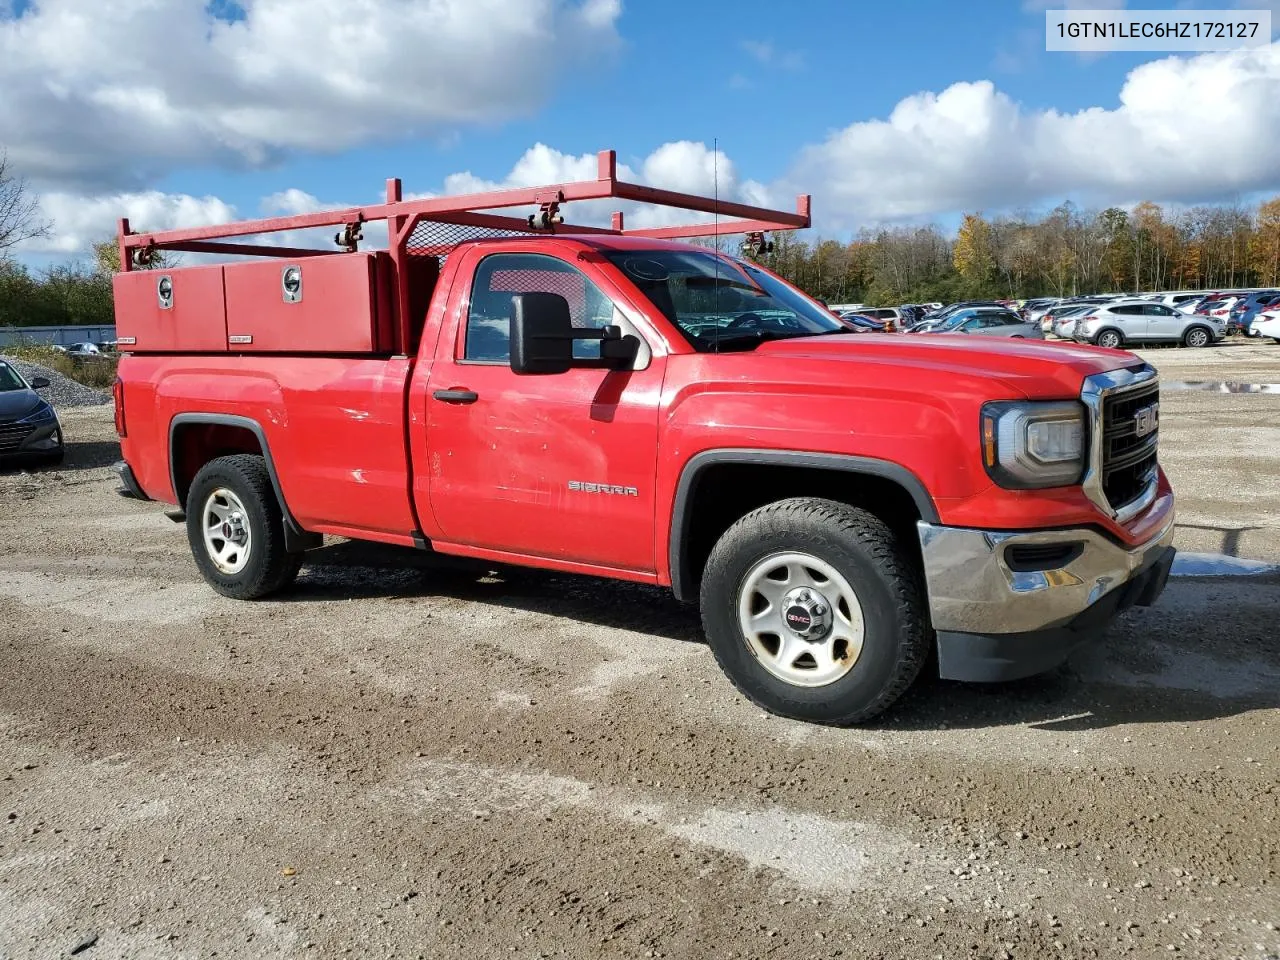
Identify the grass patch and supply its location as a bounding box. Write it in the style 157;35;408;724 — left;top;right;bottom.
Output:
2;344;118;389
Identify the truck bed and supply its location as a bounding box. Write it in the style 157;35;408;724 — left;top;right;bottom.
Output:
120;354;419;545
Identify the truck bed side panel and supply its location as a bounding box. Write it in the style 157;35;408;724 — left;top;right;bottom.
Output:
120;355;416;540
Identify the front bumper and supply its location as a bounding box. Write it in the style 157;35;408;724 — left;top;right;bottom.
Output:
0;420;63;461
917;515;1176;682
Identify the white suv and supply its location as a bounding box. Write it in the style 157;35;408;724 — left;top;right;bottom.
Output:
1073;299;1225;349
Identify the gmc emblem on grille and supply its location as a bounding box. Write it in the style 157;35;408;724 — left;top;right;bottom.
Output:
1133;403;1159;438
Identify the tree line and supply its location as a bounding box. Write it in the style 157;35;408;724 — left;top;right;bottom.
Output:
758;197;1280;307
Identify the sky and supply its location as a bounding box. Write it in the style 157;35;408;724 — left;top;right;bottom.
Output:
4;0;1280;264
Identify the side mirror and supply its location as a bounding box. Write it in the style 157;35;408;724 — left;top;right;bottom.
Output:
509;292;640;375
510;292;574;375
31;376;50;390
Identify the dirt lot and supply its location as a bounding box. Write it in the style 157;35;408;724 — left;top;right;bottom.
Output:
1;343;1277;959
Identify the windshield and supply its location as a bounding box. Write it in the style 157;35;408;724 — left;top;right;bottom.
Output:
603;249;845;351
0;362;27;392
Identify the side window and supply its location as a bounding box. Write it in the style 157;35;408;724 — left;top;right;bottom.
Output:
464;253;618;362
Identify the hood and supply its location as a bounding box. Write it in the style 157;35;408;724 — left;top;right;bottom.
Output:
0;388;42;422
751;333;1137;399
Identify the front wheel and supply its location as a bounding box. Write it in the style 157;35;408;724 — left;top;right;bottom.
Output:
1183;326;1211;348
699;498;929;725
186;454;301;599
1095;329;1123;350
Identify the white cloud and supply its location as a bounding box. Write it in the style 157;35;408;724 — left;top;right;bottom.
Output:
740;38;804;70
22;191;238;255
261;189;328;217
435;141;767;231
781;44;1280;229
0;0;621;193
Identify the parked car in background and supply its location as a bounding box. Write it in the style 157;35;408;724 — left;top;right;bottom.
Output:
1041;301;1095;332
854;307;903;330
921;300;1005;324
0;359;64;465
1074;299;1225;348
914;309;1042;339
912;307;1010;334
1227;290;1280;336
838;313;886;332
1192;296;1241;328
1050;304;1095;339
897;305;929;329
1175;295;1213;315
64;342;102;357
941;310;1044;339
1147;292;1207;309
1250;306;1280;342
1020;298;1061;325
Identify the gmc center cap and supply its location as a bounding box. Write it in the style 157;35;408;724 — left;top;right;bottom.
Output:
785;605;814;632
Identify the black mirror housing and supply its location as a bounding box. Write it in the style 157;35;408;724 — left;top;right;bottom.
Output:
31;376;50;389
510;293;642;375
510;292;574;375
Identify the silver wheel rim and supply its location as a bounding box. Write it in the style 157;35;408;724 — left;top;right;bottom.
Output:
736;552;866;688
202;487;252;575
1188;329;1208;347
1100;332;1120;348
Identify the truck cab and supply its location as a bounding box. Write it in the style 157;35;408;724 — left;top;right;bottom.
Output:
111;150;1175;725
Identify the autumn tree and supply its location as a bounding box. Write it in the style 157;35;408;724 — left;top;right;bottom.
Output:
953;213;996;295
1250;197;1280;287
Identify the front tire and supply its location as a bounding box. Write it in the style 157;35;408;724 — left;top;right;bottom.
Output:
186;455;301;600
1095;329;1123;350
699;497;929;725
1183;326;1211;348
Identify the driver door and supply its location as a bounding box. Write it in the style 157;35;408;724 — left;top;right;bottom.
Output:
423;247;665;573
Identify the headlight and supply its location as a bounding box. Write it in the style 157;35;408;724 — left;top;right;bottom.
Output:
981;401;1086;488
17;403;56;424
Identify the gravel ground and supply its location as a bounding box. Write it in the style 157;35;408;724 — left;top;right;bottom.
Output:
2;357;111;408
0;343;1277;960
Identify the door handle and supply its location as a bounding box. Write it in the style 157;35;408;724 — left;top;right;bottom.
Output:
432;388;479;404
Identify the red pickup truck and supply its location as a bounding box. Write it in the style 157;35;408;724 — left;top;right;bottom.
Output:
111;151;1175;724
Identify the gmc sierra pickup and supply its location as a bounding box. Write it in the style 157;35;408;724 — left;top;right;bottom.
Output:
110;151;1175;724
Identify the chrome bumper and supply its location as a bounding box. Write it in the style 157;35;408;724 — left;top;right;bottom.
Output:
917;514;1176;636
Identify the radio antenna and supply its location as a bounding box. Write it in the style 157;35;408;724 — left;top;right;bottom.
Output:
713;137;721;352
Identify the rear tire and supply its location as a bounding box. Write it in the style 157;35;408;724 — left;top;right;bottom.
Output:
699;497;929;725
1094;329;1123;350
1183;326;1211;348
186;454;301;600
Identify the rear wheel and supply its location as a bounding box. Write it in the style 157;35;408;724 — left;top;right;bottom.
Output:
1095;329;1123;350
1183;326;1211;348
699;497;929;725
186;455;301;599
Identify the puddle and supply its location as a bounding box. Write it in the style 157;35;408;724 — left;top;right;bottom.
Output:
1163;381;1280;394
1171;552;1280;576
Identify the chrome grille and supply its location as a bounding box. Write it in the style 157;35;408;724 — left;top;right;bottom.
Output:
1100;380;1159;511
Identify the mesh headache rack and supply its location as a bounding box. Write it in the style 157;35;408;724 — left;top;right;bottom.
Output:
116;149;811;356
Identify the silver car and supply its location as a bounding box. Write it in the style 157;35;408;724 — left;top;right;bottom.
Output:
1073;299;1226;349
938;310;1045;339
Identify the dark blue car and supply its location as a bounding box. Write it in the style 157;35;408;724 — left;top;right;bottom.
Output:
0;360;64;465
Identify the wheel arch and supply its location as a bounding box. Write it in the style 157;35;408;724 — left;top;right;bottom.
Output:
169;413;320;552
668;449;939;602
1093;327;1124;346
